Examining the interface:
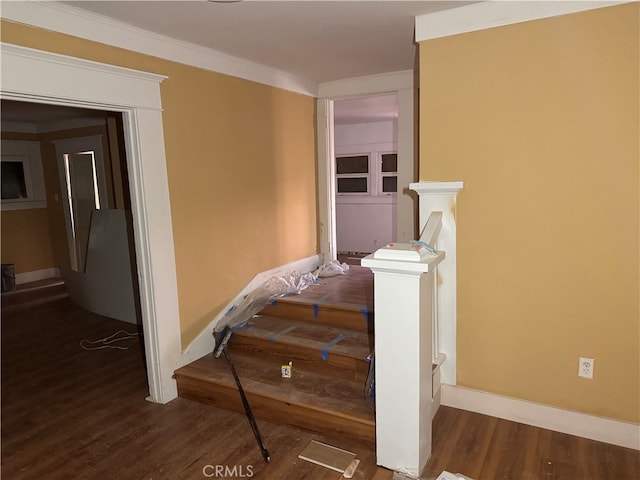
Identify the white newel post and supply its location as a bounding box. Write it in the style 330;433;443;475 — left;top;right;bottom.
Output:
410;181;463;387
362;248;444;477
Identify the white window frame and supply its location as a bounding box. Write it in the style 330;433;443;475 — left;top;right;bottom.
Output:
1;140;47;211
335;153;371;196
336;150;398;197
379;151;398;196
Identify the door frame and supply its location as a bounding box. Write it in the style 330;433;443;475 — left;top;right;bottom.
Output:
317;71;416;261
1;43;182;404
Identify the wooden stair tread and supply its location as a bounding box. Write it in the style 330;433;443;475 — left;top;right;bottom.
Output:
175;352;374;426
1;278;67;310
233;315;372;361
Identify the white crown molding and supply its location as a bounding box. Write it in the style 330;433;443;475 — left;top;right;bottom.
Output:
442;385;640;450
415;1;631;42
1;43;166;110
318;70;413;99
0;1;318;97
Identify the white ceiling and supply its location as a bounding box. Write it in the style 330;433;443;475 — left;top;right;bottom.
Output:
63;1;474;84
2;1;476;126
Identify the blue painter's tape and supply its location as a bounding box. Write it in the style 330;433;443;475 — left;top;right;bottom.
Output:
268;325;297;342
313;304;319;318
321;333;349;361
361;308;370;324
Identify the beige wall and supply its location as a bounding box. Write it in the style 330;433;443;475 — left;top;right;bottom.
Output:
419;3;639;422
1;132;57;274
1;20;318;347
1;208;55;274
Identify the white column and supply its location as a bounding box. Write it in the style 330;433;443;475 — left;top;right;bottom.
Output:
362;246;444;477
410;181;463;386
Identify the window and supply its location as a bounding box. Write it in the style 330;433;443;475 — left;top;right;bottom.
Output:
0;140;47;211
336;152;397;196
380;153;398;194
1;160;28;199
336;155;370;194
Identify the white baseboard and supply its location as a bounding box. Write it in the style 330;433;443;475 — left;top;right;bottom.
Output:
441;384;640;450
181;254;322;365
14;268;61;285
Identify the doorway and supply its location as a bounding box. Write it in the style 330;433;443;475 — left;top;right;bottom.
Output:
316;72;417;263
333;94;399;263
1;43;181;403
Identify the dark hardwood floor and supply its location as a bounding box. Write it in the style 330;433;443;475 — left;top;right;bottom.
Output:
2;297;638;479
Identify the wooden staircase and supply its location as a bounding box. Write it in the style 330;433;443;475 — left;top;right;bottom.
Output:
1;277;68;312
174;266;376;447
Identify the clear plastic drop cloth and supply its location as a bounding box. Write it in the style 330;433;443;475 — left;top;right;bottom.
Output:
214;270;318;333
315;259;349;278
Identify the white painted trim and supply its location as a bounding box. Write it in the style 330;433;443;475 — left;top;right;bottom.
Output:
181;254;322;365
14;268;61;285
336;196;397;205
410;181;464;196
318;70;412;99
1;139;47;211
415;1;631;42
1;43;182;404
0;44;166;110
316;99;337;263
410;181;463;388
0;1;317;97
442;384;640;450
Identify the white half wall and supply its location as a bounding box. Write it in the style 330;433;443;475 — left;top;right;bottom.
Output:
336;197;396;253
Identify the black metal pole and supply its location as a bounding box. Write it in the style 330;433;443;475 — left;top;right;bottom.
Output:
215;327;270;463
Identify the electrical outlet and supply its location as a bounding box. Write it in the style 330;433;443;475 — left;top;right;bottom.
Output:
578;357;594;379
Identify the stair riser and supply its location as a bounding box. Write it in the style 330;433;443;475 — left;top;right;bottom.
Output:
2;287;68;310
259;302;373;334
228;337;370;383
176;375;375;448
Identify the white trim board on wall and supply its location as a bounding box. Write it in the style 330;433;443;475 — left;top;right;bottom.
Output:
415;1;631;42
1;42;182;404
442;385;640;450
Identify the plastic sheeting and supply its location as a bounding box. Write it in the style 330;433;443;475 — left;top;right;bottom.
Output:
315;259;349;278
214;259;352;337
215;270;318;333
